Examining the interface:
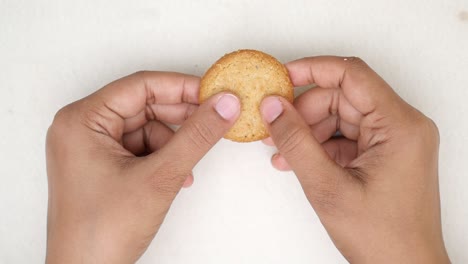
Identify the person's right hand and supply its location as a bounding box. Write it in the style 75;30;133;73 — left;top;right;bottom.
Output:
260;56;450;263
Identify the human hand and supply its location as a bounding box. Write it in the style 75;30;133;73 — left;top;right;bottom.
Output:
260;57;450;263
45;72;240;263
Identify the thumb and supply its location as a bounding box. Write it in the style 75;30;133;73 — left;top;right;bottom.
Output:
260;96;349;208
159;93;240;173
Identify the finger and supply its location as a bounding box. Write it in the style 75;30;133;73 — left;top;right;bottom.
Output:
294;87;362;127
261;96;352;204
83;72;200;141
264;114;358;148
158;93;240;173
262;137;275;146
309;115;360;142
148;103;198;125
286;56;402;115
322;138;358;167
271;137;358;171
123;103;198;133
293;87;363;142
182;174;194;188
309;115;339;143
271;153;292;171
122;121;174;156
338;120;359;141
123;120;196;189
263;114;342;147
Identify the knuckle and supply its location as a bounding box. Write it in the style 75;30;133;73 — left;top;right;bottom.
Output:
344;56;369;71
420;116;440;147
404;112;440;149
133;70;149;79
426;117;440;143
276;126;310;157
46;104;80;154
132;71;151;90
186;121;217;149
346;56;364;64
51;105;73;126
411;113;438;133
184;104;197;122
48;105;75;138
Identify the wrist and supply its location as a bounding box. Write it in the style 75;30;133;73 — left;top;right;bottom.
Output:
46;224;134;264
350;239;450;264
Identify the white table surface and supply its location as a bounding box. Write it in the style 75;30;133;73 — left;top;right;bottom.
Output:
1;0;467;263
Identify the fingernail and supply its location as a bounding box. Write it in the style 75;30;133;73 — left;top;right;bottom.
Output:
215;94;240;120
261;97;283;123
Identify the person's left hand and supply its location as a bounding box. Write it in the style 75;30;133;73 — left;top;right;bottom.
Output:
45;72;240;263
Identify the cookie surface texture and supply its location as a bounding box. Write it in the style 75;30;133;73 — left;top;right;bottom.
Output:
199;49;293;142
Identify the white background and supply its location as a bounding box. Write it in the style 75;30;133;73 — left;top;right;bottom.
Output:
1;0;467;263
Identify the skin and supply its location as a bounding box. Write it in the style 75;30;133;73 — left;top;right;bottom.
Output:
46;72;240;263
46;57;450;263
261;56;450;263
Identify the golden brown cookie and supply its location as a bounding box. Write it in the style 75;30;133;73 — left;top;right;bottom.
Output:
199;49;294;142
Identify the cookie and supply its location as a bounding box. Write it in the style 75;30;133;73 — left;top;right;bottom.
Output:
199;49;294;142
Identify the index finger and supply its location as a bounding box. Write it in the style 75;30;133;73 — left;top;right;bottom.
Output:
94;71;200;119
286;56;402;115
82;71;200;140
